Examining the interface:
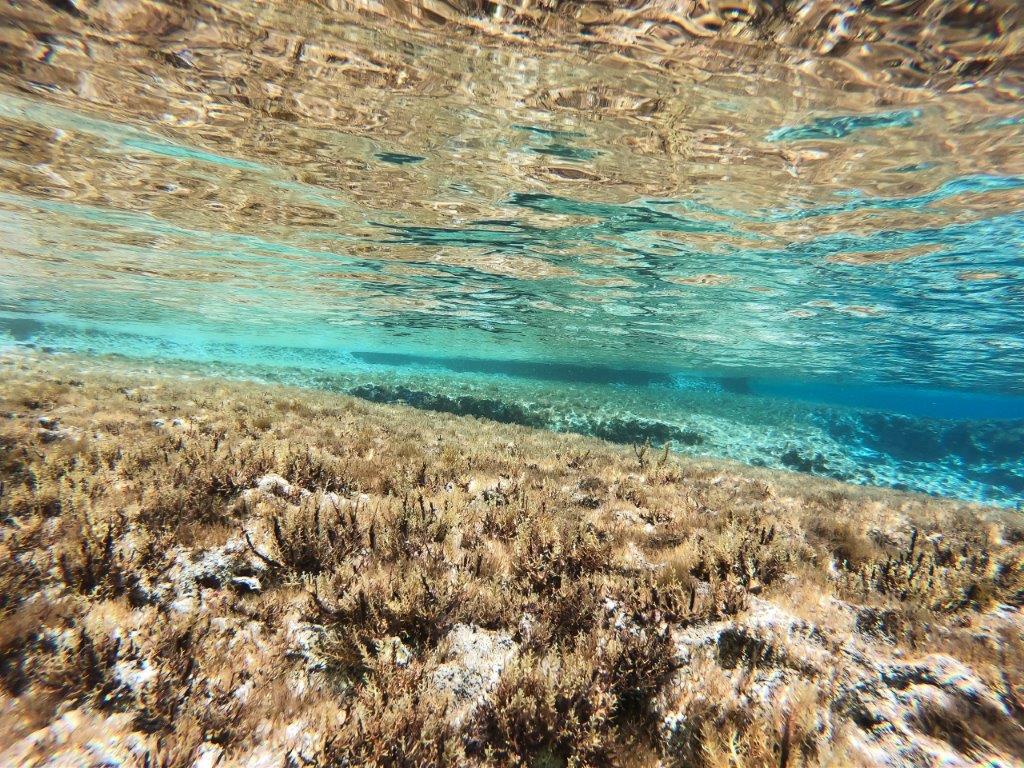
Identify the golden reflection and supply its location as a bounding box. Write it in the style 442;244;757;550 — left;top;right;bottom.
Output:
827;245;942;266
958;271;1010;281
666;273;736;286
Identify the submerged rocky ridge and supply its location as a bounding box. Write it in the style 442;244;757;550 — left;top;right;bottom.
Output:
342;381;1024;505
346;383;706;447
6;328;1023;506
0;353;1022;767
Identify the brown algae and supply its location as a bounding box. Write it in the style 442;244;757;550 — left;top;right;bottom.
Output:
0;355;1022;767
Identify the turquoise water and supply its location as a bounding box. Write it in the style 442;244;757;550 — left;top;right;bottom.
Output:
0;2;1022;505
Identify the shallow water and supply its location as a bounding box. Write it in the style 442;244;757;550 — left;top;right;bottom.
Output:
0;2;1022;504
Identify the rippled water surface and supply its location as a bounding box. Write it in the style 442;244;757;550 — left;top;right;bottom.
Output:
1;1;1023;504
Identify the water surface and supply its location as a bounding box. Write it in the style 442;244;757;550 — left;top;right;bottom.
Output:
0;1;1022;504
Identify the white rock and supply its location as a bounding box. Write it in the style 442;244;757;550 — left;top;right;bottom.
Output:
378;636;413;667
114;659;157;694
318;491;346;513
241;746;285;768
231;576;262;594
431;624;518;725
0;709;147;768
234;679;255;703
168;596;197;615
257;473;293;497
193;743;224;768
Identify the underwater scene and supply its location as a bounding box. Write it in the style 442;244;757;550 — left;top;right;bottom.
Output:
1;0;1023;505
7;4;1024;768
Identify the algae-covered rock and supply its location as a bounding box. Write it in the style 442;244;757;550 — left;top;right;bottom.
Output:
431;624;518;725
661;597;1023;766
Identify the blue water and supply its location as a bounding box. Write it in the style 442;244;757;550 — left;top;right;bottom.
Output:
0;4;1022;505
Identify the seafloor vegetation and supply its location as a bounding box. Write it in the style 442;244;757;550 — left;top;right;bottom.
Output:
0;353;1022;767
